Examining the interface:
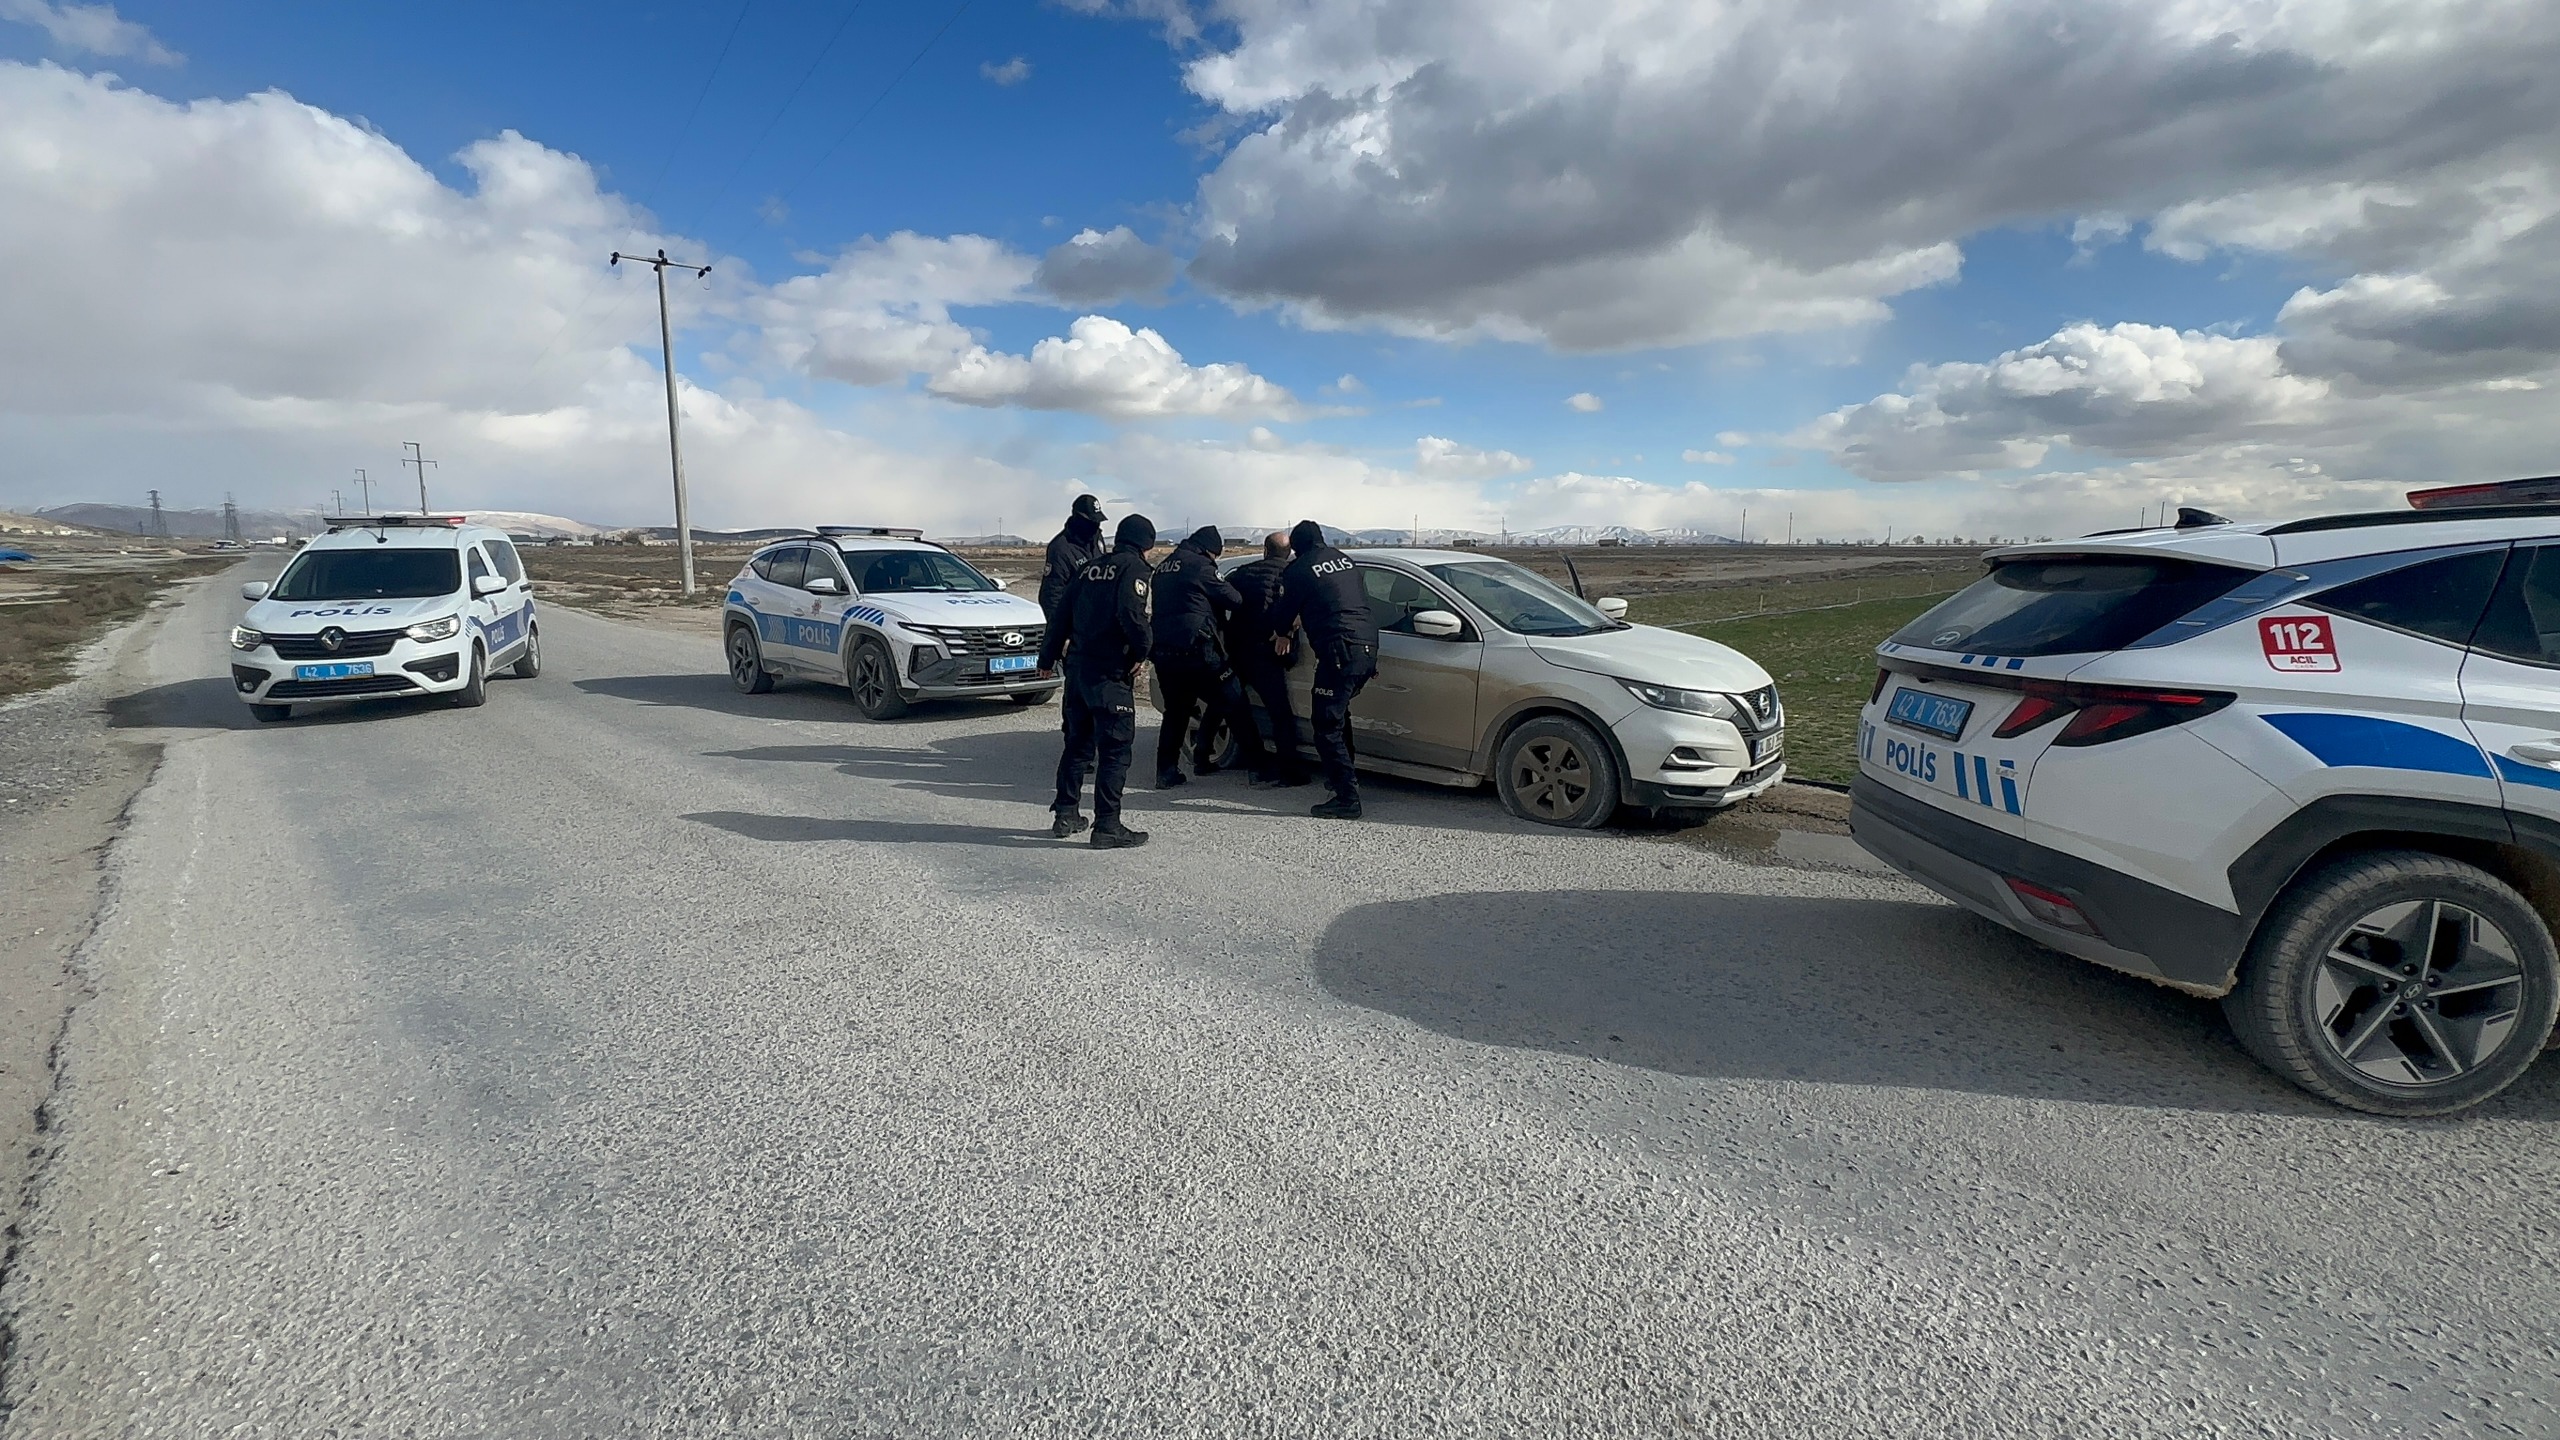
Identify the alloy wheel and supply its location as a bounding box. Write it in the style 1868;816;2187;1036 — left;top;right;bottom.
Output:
2312;898;2528;1090
1511;736;1592;821
729;630;758;685
853;649;890;710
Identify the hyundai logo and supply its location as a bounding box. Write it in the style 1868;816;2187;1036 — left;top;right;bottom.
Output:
1002;631;1024;649
319;626;345;653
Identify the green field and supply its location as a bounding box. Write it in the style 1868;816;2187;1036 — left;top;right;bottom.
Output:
1629;588;1959;786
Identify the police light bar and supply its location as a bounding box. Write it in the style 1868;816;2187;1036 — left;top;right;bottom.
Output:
813;525;925;538
325;514;469;530
2406;476;2560;510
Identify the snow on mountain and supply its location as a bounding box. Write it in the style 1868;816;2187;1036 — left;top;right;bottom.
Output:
460;510;604;538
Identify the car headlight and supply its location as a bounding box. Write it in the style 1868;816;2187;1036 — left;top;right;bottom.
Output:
405;614;462;642
1619;678;1745;721
229;625;264;651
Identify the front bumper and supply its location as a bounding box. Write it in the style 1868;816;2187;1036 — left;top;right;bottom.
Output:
230;636;473;705
1849;773;2247;995
1611;705;1786;809
902;646;1062;699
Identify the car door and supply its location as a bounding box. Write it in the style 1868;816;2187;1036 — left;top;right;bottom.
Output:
753;545;816;670
481;537;532;656
464;543;512;658
1353;564;1484;770
2461;542;2560;846
795;544;853;674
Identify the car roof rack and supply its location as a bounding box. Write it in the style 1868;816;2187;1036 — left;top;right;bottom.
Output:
2406;475;2560;511
2265;502;2560;536
813;525;925;538
324;514;469;531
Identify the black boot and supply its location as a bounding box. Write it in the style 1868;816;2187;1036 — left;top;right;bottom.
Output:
1050;811;1089;838
1155;769;1188;790
1091;821;1151;849
1310;794;1363;820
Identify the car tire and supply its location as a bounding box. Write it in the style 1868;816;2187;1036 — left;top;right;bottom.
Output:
848;637;910;720
727;623;773;694
510;622;542;678
450;645;487;709
2223;849;2559;1116
1011;688;1058;706
249;703;291;723
1495;715;1621;829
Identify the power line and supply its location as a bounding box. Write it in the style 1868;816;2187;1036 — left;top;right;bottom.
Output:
642;0;758;200
763;0;973;214
682;0;872;239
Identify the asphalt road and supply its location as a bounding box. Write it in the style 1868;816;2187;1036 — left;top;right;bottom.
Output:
5;574;2558;1438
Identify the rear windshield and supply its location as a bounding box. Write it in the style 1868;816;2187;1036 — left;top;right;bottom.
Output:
1891;556;2252;657
270;547;461;601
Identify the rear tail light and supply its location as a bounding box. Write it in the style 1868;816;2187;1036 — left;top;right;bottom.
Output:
1869;668;1892;704
2005;877;2099;936
1990;681;2232;746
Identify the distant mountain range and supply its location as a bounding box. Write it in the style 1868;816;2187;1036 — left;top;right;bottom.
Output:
36;503;605;539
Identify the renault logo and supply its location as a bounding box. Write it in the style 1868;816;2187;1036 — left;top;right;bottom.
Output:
1002;631;1024;649
319;626;345;653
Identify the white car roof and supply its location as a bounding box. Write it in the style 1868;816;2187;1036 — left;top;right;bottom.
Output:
1984;508;2560;571
303;524;496;550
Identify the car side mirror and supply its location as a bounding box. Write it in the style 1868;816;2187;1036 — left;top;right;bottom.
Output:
992;577;1010;590
471;574;507;597
240;581;270;601
1412;609;1464;639
1597;596;1629;620
804;575;844;595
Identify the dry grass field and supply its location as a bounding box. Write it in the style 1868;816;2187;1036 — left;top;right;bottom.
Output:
0;547;233;701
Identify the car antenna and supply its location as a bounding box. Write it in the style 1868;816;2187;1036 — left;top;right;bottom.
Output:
1562;551;1587;598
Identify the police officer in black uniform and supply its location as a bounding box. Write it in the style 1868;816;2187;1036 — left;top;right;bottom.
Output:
1265;519;1378;819
1038;514;1158;848
1225;531;1307;787
1150;526;1270;788
1038;494;1108;628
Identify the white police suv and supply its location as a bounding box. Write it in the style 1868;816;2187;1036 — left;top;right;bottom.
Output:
722;527;1060;718
1853;478;2560;1114
230;514;538;721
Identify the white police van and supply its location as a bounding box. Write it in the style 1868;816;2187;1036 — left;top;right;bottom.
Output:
230;514;537;721
1852;478;2560;1114
722;527;1060;718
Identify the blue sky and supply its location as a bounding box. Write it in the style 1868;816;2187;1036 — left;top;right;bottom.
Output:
2;1;2553;538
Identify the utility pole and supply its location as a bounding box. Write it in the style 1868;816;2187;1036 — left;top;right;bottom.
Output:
354;468;371;513
221;493;241;545
402;443;437;513
1786;512;1794;545
331;489;344;516
143;489;166;538
1740;507;1749;545
613;247;714;594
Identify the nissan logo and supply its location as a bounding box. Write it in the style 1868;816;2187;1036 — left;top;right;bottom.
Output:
319;626;345;653
1002;631;1024;648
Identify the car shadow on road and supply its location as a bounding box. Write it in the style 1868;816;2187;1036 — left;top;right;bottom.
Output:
1312;888;2560;1119
575;671;1040;724
104;677;467;732
681;810;1066;849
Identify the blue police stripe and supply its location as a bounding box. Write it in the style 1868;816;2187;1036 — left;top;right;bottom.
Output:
2262;713;2493;778
2494;755;2560;792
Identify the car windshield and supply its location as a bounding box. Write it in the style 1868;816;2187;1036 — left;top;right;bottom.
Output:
269;547;460;601
840;548;997;593
1425;560;1619;636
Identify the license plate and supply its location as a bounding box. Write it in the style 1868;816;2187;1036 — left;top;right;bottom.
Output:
989;654;1037;674
294;662;373;680
1750;730;1784;764
1886;686;1974;740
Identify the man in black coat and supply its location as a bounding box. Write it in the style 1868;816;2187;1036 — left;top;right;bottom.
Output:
1037;514;1158;848
1265;519;1379;819
1224;531;1307;786
1038;494;1107;627
1149;526;1271;788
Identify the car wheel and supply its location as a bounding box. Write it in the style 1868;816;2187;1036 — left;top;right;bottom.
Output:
2223;849;2559;1115
1011;687;1058;706
249;703;291;723
1495;715;1621;828
510;622;542;679
450;645;487;709
727;624;773;694
848;637;910;720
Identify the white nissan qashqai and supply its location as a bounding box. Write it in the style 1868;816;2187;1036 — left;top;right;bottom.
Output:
1852;478;2560;1115
722;527;1061;717
230;514;539;721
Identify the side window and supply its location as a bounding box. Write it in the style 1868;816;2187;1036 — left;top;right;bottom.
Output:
2312;549;2505;646
467;546;494;590
750;549;777;581
806;546;849;589
762;547;807;590
2473;545;2560;666
488;540;525;584
1358;566;1465;637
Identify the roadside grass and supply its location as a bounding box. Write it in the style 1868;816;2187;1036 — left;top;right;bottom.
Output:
1630;590;1958;786
1629;567;1972;629
0;560;230;701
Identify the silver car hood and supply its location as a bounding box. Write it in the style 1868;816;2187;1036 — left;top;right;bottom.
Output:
1527;624;1773;693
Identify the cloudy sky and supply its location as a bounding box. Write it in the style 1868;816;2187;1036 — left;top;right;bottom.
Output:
2;0;2554;539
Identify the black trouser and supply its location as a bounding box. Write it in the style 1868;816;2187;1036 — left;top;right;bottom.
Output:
1309;639;1377;802
1155;654;1267;778
1053;663;1136;827
1234;653;1306;779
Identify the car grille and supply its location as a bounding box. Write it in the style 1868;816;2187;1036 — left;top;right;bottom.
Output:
908;623;1044;656
267;675;419;699
1736;684;1782;733
268;627;404;660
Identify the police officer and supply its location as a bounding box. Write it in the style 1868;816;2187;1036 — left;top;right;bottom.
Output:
1265;519;1378;819
1037;514;1158;848
1150;526;1270;788
1225;531;1308;787
1038;494;1107;628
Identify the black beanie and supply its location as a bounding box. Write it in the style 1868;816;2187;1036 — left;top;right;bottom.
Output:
1288;519;1326;555
1116;514;1157;551
1186;524;1224;555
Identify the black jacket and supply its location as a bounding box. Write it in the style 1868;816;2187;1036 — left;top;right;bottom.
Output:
1040;541;1153;673
1150;536;1242;666
1226;555;1289;658
1269;545;1378;655
1039;516;1105;622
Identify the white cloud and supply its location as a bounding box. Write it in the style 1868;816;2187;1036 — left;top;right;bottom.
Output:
980;56;1032;86
0;0;177;64
1564;392;1603;413
752;232;1034;386
1414;435;1530;478
929;315;1298;420
1034;225;1177;304
1326;373;1365;395
1681;449;1735;465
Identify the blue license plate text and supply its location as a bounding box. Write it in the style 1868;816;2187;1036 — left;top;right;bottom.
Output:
989;655;1037;674
1886;687;1973;740
294;662;374;680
